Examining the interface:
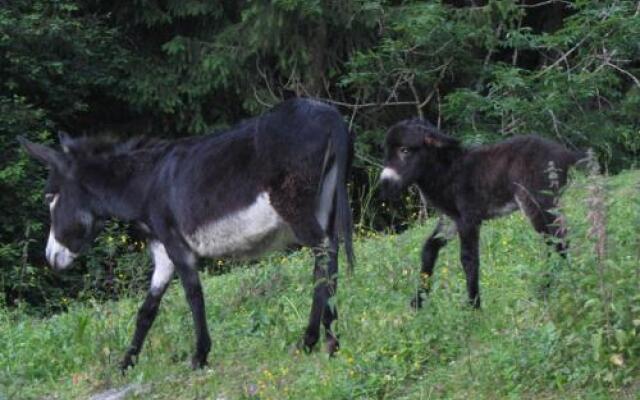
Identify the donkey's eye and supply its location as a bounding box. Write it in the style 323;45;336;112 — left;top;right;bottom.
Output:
399;147;411;154
44;193;55;204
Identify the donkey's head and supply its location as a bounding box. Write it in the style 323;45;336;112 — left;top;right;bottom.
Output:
379;118;460;199
19;133;104;270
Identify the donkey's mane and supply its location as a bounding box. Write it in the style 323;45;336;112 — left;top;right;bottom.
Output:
66;115;263;159
66;135;172;158
404;117;437;129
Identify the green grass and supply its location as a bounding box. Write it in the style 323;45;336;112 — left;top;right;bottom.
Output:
1;171;639;399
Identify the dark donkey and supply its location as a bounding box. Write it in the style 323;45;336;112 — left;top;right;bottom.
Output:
379;118;582;309
19;98;354;370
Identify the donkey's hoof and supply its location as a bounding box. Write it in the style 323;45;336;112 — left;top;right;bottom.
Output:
119;354;136;374
325;335;340;356
469;296;481;309
299;332;319;353
410;294;424;310
191;354;208;369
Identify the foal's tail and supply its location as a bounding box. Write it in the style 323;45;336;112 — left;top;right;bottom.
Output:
331;120;355;273
572;148;596;172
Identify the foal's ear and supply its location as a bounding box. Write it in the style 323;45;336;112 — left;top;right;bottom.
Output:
408;120;460;149
18;136;68;172
423;129;460;149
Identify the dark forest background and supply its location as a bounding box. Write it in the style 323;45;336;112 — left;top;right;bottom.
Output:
1;0;639;311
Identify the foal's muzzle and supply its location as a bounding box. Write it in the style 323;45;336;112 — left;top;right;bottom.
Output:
378;167;404;201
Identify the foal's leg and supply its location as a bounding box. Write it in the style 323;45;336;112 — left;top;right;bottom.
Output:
516;193;568;294
516;193;568;256
121;241;174;371
457;219;481;308
412;216;456;309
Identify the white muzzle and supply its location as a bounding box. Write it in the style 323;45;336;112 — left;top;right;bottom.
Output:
380;167;402;183
46;229;77;270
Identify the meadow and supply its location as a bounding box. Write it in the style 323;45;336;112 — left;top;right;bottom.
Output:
1;170;638;399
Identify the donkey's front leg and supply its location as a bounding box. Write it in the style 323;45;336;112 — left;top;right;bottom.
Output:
412;216;456;309
174;261;211;369
121;241;174;371
457;221;481;309
161;237;211;369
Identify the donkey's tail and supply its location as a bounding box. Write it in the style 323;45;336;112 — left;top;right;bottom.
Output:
331;119;355;273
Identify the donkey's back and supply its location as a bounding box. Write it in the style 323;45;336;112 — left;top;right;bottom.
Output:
468;135;580;179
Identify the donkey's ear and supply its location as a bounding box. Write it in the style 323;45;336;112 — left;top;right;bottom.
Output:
18;136;68;172
58;131;74;153
423;130;460;148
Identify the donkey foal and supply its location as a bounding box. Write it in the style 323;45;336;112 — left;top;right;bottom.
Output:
380;118;582;309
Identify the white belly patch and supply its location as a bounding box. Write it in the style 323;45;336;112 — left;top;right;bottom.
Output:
185;192;294;258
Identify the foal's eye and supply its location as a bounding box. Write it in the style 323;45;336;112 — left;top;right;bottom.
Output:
399;147;411;154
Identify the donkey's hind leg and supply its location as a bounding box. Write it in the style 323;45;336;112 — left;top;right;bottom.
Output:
516;192;568;256
270;170;340;354
287;214;338;354
121;241;175;372
321;232;340;354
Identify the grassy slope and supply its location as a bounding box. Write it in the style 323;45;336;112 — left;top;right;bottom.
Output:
1;171;639;400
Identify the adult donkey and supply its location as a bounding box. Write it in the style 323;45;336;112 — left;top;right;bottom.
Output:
379;118;582;309
19;98;354;370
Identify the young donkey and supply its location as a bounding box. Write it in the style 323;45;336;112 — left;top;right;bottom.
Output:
379;118;582;309
20;98;354;370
